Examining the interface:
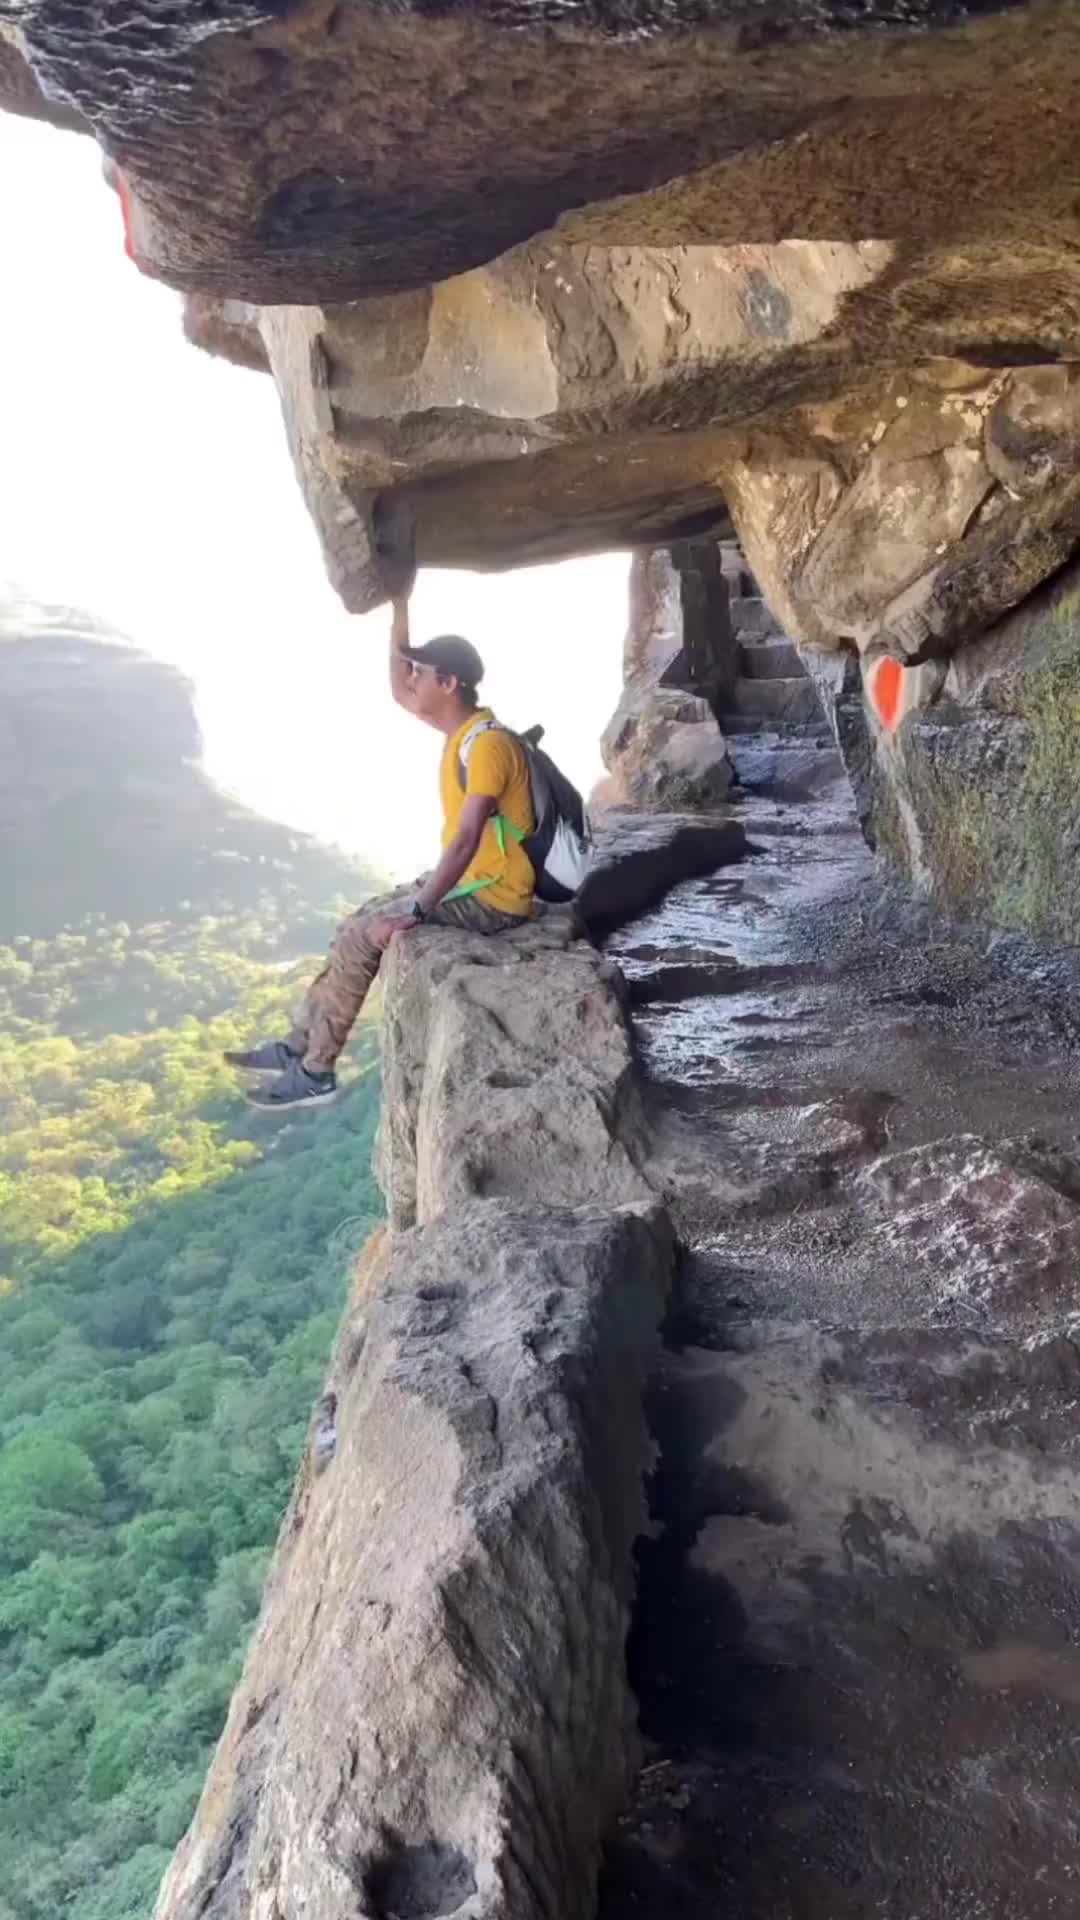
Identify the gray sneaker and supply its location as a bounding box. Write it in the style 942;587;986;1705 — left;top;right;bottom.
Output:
224;1039;298;1075
245;1058;338;1112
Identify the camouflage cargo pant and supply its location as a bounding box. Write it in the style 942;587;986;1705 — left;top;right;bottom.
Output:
287;886;526;1073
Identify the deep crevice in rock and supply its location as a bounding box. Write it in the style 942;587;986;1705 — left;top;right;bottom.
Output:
364;1842;478;1920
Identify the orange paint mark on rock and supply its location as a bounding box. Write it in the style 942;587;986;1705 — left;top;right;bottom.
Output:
872;656;904;731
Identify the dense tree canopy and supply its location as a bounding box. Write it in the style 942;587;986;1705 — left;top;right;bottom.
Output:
0;903;383;1920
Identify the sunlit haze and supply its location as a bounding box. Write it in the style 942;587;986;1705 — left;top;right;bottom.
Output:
0;115;628;882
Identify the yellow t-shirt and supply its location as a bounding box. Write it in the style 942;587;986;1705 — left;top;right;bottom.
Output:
439;710;536;916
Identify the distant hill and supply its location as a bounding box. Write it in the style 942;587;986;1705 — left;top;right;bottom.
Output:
0;595;373;938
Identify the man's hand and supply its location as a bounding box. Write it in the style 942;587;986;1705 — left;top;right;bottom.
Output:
366;911;418;949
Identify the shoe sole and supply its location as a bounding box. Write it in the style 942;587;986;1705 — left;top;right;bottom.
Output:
243;1086;339;1112
225;1054;299;1077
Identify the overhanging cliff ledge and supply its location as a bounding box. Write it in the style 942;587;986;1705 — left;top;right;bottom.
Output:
3;0;1077;305
5;0;1080;653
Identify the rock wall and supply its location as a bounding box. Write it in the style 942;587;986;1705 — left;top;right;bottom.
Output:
724;363;1080;667
820;554;1080;941
154;1202;670;1920
190;258;1080;624
599;544;734;813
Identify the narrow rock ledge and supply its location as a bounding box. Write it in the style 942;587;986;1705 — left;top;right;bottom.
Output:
153;1200;672;1920
154;819;753;1920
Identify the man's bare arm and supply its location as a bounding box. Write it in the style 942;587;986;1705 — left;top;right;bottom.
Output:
415;794;496;912
389;595;412;708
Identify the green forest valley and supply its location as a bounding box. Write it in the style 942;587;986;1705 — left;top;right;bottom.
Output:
1;602;385;1920
0;906;383;1920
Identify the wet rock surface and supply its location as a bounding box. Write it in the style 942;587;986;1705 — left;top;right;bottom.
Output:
577;810;748;940
600;763;1080;1915
145;692;1080;1915
376;808;749;1230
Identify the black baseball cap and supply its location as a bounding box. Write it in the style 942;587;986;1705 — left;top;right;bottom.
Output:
401;634;485;688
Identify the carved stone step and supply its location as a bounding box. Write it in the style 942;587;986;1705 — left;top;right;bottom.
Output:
729;595;781;639
738;637;805;680
729;675;823;725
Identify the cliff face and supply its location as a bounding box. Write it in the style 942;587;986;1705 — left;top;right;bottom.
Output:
187;250;1080;634
0;596;365;937
150;824;745;1920
11;9;1080;1909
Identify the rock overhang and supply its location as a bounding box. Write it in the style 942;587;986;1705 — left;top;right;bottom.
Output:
3;0;1077;303
5;0;1080;644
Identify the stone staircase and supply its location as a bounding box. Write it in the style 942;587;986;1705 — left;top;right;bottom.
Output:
716;581;844;798
602;534;849;809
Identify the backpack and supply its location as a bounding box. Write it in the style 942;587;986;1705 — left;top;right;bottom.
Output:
457;719;592;903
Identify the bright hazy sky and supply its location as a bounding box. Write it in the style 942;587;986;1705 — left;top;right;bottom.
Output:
0;114;628;881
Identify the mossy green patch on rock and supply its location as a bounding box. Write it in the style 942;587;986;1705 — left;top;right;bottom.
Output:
885;642;1080;942
1001;653;1080;938
910;759;1002;914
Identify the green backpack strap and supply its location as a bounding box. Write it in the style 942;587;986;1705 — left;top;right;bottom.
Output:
448;727;528;900
444;814;525;900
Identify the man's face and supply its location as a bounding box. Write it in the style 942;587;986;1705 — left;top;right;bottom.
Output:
402;659;456;725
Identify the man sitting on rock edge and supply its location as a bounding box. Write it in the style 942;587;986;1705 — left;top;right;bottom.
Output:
225;605;536;1111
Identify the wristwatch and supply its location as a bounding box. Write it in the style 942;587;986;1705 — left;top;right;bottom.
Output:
408;899;427;923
